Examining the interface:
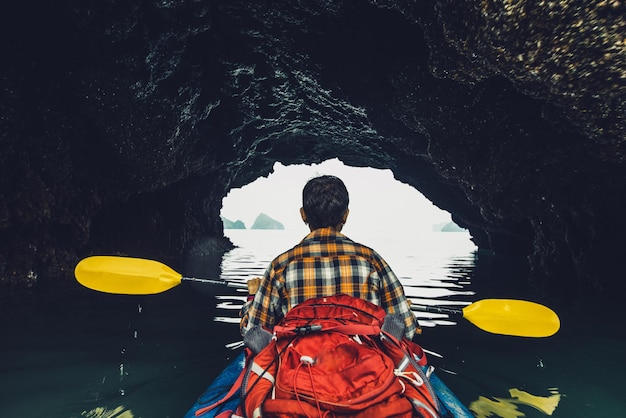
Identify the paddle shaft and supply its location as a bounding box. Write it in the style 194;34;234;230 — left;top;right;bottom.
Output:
182;276;248;289
411;304;462;316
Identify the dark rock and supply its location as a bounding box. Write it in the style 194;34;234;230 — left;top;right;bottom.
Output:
1;0;624;305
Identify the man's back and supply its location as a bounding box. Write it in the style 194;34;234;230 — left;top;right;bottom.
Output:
241;227;418;339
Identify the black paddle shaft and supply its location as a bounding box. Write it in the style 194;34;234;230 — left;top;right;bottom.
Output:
181;276;248;289
411;304;462;316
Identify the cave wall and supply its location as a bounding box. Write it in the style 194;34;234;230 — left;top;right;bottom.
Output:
1;0;624;302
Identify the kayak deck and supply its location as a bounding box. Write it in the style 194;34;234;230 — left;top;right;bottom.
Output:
184;351;474;418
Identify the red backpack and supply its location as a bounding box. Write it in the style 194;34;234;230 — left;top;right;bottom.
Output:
241;295;441;418
196;294;441;418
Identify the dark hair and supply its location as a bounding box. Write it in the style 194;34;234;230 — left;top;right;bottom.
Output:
302;175;349;229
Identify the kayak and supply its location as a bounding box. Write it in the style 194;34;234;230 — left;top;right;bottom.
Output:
184;351;474;418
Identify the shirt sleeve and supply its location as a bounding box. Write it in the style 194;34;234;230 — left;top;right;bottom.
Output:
238;298;254;336
240;264;282;336
376;255;419;340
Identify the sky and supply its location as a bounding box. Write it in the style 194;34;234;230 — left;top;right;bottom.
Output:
220;158;453;233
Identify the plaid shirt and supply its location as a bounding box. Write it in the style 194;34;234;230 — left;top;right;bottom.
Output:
240;228;418;339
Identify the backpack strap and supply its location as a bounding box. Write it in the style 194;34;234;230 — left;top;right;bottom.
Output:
274;322;381;336
378;332;441;416
244;325;273;354
381;313;406;341
242;343;279;418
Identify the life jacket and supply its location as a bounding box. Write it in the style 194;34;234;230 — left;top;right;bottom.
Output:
198;294;442;418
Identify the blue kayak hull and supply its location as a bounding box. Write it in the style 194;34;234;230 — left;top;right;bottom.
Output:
185;352;473;418
184;353;246;418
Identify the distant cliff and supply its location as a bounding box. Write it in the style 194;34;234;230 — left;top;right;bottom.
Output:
434;221;466;232
251;213;284;230
221;217;246;229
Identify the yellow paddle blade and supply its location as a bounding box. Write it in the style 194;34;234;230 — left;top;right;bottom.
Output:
462;299;560;337
75;256;183;295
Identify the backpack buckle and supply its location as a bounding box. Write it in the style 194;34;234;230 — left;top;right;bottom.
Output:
294;324;322;334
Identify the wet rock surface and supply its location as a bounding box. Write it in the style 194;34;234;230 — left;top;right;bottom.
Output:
1;0;624;304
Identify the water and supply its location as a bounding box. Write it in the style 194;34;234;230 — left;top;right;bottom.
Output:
1;229;624;417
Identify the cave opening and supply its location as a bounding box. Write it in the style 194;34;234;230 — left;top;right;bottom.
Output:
219;158;477;262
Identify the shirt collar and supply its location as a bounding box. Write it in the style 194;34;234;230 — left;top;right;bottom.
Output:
302;227;346;242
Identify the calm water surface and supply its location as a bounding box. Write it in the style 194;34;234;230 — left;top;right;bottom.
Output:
1;228;624;417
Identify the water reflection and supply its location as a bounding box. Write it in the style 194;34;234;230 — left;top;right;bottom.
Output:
81;405;135;418
3;228;622;417
214;229;478;328
470;388;562;418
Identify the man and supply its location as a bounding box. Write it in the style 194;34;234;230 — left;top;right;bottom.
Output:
240;175;419;340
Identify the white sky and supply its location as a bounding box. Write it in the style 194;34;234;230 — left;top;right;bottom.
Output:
221;158;452;233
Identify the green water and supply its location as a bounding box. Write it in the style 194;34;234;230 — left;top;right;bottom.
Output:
1;229;624;417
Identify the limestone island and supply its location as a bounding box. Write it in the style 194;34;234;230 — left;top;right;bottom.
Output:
434;221;466;232
251;213;284;230
221;216;246;229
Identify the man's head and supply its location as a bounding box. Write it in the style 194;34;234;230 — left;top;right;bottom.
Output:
300;175;349;231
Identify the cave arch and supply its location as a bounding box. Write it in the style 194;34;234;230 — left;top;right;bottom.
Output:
1;0;624;307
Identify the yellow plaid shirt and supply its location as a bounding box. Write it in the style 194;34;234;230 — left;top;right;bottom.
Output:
240;228;418;339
